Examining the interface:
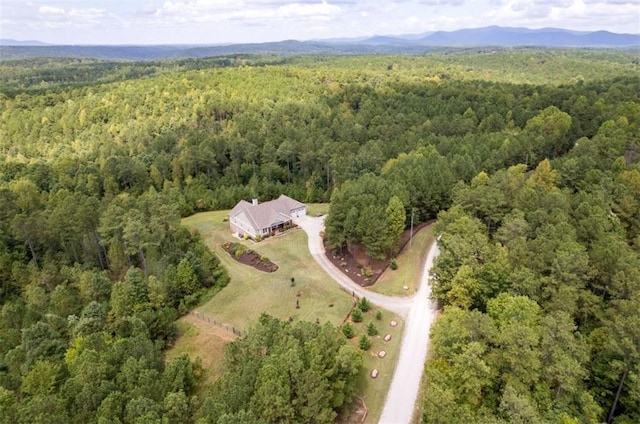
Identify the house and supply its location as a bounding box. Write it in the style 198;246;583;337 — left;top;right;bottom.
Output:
229;194;306;239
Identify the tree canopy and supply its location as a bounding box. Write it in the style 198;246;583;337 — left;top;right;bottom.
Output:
0;50;638;422
195;314;362;424
424;113;640;422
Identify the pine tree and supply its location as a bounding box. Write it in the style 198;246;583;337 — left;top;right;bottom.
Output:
385;195;406;254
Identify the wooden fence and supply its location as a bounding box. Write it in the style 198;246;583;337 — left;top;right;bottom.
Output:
189;310;244;338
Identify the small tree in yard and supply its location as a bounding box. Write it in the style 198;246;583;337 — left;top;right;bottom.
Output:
390;258;398;270
351;307;363;323
290;277;295;287
358;297;371;312
367;322;378;336
359;335;372;351
342;323;355;339
375;310;383;320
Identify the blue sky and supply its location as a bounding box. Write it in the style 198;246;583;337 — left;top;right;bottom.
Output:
1;0;639;45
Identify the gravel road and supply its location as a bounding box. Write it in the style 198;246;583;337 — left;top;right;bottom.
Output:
378;240;438;424
295;215;439;424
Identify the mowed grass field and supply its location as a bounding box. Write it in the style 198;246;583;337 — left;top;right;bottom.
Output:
372;224;434;297
171;204;408;422
181;206;352;329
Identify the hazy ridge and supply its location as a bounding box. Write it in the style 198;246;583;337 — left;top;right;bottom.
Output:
1;26;638;60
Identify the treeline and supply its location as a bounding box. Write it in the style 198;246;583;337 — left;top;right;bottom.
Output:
2;54;638;220
0;51;638;422
421;112;639;420
0;186;230;422
315;56;639;421
0;55;285;96
324;95;634;260
197;314;362;423
324;147;451;259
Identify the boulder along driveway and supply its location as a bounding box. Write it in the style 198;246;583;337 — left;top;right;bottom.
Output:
294;215;439;424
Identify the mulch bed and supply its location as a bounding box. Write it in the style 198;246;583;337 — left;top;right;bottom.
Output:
222;242;278;273
324;241;381;287
324;221;431;287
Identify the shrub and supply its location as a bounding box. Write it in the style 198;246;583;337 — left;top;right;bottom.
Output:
351;307;363;323
359;335;372;351
233;243;246;258
358;297;371;312
367;322;378;336
342;323;355;339
375;310;383;320
390;258;398;270
362;267;373;277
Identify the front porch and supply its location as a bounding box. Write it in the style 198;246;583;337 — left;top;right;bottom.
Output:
266;219;294;236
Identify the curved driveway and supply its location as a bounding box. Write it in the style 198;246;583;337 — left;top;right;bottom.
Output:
295;215;413;317
294;215;439;424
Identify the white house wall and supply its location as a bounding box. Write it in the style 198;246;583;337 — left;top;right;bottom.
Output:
230;212;258;238
290;206;306;218
229;196;307;239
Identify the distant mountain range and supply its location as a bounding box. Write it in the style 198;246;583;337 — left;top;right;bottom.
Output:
0;39;50;46
376;26;639;47
1;26;638;60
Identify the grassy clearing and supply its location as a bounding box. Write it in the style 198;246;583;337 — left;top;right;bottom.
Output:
372;225;435;297
346;308;405;423
166;314;236;389
181;209;353;330
306;202;330;217
173;206;404;423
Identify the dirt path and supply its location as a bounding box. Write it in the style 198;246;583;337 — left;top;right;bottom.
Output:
295;215;439;424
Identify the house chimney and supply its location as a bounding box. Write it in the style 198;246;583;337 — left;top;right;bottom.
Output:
252;198;258;206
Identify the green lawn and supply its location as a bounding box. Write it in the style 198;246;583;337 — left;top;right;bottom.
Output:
305;202;330;217
372;225;435;297
166;315;236;391
182;209;352;329
174;207;406;423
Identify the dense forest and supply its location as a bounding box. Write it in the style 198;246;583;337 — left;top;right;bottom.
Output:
0;49;638;422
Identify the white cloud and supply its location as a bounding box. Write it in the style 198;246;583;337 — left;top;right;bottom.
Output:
38;5;65;14
1;0;638;44
143;0;342;27
416;0;466;4
482;0;640;32
275;1;341;18
584;0;639;3
33;4;117;31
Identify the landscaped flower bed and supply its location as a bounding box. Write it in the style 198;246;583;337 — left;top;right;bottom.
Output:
222;242;278;273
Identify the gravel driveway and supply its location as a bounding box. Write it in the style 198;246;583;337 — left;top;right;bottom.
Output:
295;215;439;423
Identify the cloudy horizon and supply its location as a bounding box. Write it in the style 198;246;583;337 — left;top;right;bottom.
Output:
1;0;639;45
